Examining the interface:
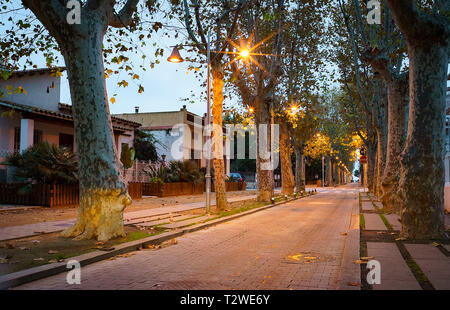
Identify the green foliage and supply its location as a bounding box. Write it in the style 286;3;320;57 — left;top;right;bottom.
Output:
2;142;78;186
146;160;204;184
167;160;203;184
134;130;160;162
230;159;256;173
120;144;135;169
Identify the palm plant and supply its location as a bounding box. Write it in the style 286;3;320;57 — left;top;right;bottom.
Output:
2;142;78;188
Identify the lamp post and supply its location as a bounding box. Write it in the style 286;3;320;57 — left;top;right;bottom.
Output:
167;35;213;213
167;36;267;212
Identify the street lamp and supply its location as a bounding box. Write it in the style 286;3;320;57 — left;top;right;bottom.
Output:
240;49;250;59
167;34;280;211
167;46;184;63
167;35;213;213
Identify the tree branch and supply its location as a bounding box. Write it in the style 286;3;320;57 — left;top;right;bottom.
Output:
182;0;205;53
109;0;140;28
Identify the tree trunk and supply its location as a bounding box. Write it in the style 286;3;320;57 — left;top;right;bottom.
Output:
367;138;377;192
280;122;295;195
255;97;274;202
211;65;227;211
380;76;409;212
385;0;449;239
397;45;448;239
59;18;130;241
327;157;333;187
295;146;306;192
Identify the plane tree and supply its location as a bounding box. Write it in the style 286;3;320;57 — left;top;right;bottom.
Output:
0;0;163;241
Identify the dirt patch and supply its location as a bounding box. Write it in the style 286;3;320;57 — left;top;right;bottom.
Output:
0;225;159;276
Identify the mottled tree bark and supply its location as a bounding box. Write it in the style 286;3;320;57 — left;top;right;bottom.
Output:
280;122;295;195
367;137;377;192
255;97;274;202
294;146;306;192
380;76;409;212
211;65;227;211
362;52;409;212
327;157;333;187
22;0;140;241
387;0;449;239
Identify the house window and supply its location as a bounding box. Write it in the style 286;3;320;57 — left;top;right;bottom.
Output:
59;133;74;152
14;127;20;152
33;129;43;145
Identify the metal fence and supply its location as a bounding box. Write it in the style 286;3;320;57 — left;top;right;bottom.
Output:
119;160;162;183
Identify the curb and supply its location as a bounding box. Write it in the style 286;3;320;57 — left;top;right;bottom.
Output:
0;194;312;289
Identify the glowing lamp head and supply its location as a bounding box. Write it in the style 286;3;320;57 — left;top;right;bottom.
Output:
167;46;184;63
240;49;250;59
290;105;299;114
248;107;254;113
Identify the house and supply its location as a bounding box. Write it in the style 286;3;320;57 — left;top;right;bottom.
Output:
0;67;141;183
445;73;450;213
114;106;231;175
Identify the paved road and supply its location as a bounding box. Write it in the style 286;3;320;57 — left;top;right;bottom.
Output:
16;185;361;290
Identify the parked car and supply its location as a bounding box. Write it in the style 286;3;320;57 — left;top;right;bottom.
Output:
229;172;245;182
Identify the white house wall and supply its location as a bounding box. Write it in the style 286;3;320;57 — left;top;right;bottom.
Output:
0;73;61;112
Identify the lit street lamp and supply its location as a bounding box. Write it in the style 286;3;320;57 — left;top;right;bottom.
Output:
168;35;213;213
168;34;280;210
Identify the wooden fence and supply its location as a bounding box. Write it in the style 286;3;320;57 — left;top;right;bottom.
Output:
142;181;246;197
0;182;143;208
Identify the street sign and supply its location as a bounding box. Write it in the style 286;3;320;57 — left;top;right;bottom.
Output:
359;155;367;164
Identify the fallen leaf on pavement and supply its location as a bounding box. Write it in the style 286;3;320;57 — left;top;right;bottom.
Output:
395;237;407;241
171;238;178;245
432;242;443;247
95;242;105;246
48;259;58;263
48;250;59;254
286;254;303;261
0;258;9;264
33;257;45;261
341;232;348;236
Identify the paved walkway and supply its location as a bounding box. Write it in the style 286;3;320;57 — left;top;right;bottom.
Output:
360;190;450;290
0;195;256;241
367;242;421;290
15;185;360;290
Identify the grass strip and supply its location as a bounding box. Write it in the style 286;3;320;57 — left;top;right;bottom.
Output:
395;241;435;290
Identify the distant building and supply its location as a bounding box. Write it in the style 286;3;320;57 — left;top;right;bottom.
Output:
0;68;140;183
114;106;230;175
445;73;450;213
